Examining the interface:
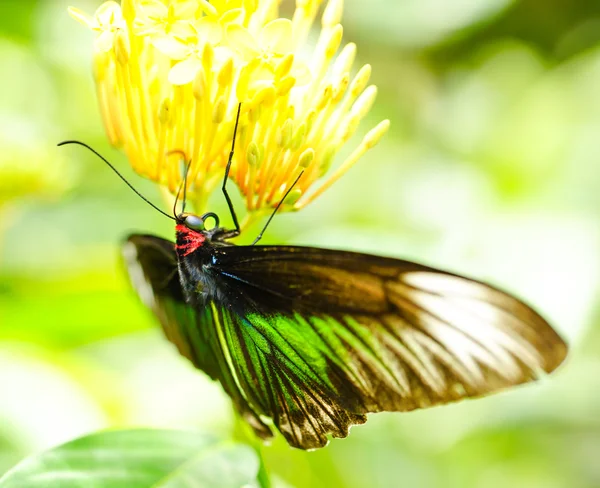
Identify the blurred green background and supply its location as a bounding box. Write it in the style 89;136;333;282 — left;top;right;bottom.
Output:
1;0;600;486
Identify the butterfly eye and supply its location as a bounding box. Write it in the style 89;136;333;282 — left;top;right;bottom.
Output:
200;212;219;230
184;214;205;231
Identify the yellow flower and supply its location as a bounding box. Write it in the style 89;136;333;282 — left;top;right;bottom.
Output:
69;0;389;223
69;1;126;52
133;0;198;38
156;19;225;85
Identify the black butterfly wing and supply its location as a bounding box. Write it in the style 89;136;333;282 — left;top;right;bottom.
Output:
205;245;567;448
124;238;567;450
122;235;274;440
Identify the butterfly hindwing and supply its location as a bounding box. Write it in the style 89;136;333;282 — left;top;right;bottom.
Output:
124;238;567;450
122;235;214;375
122;235;274;440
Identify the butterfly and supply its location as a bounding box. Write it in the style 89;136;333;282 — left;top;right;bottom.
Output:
59;110;568;450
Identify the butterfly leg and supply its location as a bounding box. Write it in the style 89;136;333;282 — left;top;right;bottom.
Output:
222;103;243;238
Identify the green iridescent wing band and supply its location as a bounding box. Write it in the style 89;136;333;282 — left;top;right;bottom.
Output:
124;237;567;450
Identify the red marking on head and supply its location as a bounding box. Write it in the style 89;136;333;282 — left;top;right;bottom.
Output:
175;224;206;256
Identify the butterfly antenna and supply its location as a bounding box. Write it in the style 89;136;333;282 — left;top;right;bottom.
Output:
222;103;242;237
181;157;193;214
173;178;184;217
251;171;304;246
167;150;193;216
58;140;176;221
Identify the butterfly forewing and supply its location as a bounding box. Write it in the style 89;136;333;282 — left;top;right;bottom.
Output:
124;237;567;450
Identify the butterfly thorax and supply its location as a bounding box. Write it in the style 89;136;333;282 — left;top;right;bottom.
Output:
175;223;234;254
175;223;236;306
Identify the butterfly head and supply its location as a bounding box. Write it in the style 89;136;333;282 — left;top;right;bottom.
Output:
175;211;225;255
177;212;218;231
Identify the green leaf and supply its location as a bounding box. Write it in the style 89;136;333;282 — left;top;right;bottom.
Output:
0;429;265;488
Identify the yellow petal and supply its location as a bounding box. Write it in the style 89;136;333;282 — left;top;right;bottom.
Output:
226;24;260;59
169;57;203;85
194;17;222;44
151;35;190;59
68;7;95;29
197;0;218;17
220;8;244;25
170;21;197;39
176;0;201;18
243;0;258;16
95;1;123;26
94;30;116;52
133;19;158;37
244;59;275;86
138;0;167;16
259;18;293;54
212;46;235;73
209;0;227;12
